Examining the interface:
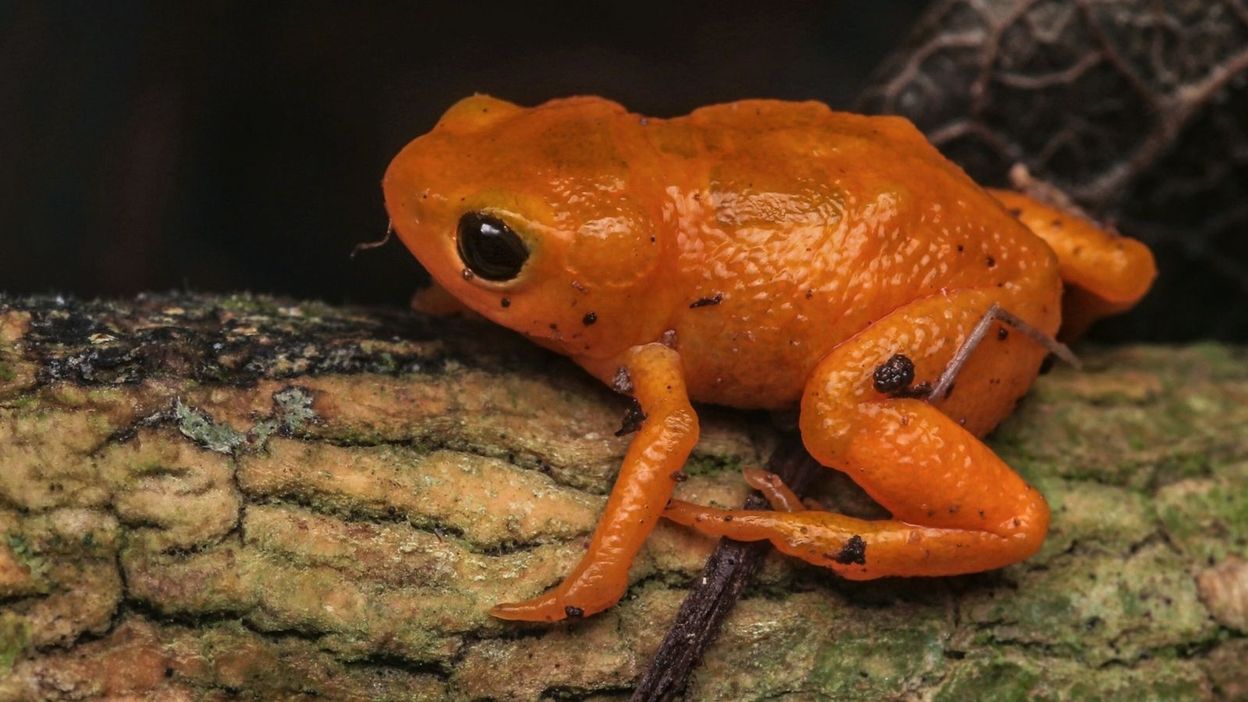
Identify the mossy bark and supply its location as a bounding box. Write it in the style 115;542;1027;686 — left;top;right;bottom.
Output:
0;294;1244;701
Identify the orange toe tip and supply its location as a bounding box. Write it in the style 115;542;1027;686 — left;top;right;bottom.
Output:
661;500;698;523
489;593;573;622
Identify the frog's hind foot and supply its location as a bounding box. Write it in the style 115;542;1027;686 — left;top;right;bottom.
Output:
662;500;1037;580
665;395;1052;581
988;175;1156;340
741;467;804;512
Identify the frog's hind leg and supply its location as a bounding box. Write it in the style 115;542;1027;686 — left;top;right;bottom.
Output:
928;302;1078;401
664;289;1057;579
989;189;1156;340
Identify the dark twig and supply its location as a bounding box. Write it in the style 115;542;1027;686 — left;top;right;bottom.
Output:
630;434;822;701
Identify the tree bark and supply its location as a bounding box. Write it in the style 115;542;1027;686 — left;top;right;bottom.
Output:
0;294;1244;701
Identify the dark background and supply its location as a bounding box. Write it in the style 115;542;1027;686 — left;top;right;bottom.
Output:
1;2;926;305
5;1;1245;342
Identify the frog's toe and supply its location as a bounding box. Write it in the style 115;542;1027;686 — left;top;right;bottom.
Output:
490;587;615;622
489;592;567;622
661;499;716;527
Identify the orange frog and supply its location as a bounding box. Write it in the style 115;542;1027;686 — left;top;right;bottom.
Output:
383;95;1156;622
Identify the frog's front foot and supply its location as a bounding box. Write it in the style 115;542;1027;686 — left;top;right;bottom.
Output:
489;577;623;622
490;592;570;622
490;343;699;624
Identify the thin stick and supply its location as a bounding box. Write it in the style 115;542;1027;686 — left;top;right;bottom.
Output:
928;303;1080;401
349;223;394;259
629;435;822;702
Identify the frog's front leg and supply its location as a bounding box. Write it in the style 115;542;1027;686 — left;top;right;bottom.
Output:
410;282;477;317
664;290;1053;579
491;343;699;622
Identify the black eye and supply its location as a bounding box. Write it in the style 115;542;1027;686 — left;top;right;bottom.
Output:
457;212;529;281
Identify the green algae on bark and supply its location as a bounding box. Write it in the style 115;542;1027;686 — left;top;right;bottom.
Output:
0;294;1244;701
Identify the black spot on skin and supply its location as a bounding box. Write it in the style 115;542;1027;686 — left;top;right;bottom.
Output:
549;323;558;331
956;244;965;252
461;268;474;280
500;297;511;308
564;606;584;618
834;535;867;565
582;312;597;326
805;289;814;300
614;398;646;437
612;367;633;394
985;255;997;268
723;515;734;522
1007;208;1022;218
997;326;1008;341
873;354;915;394
689;293;724;308
670;470;687;482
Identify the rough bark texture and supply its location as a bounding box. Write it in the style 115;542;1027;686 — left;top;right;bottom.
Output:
0;293;1245;701
857;0;1248;340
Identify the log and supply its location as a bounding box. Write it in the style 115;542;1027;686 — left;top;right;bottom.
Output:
0;293;1244;701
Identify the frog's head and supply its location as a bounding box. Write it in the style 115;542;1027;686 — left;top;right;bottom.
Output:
384;95;673;359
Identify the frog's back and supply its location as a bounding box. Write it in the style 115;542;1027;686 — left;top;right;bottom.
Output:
641;100;1060;408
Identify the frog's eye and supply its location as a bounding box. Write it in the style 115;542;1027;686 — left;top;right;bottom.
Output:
456;212;529;281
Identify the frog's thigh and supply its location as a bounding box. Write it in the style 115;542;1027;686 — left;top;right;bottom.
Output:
665;290;1051;579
